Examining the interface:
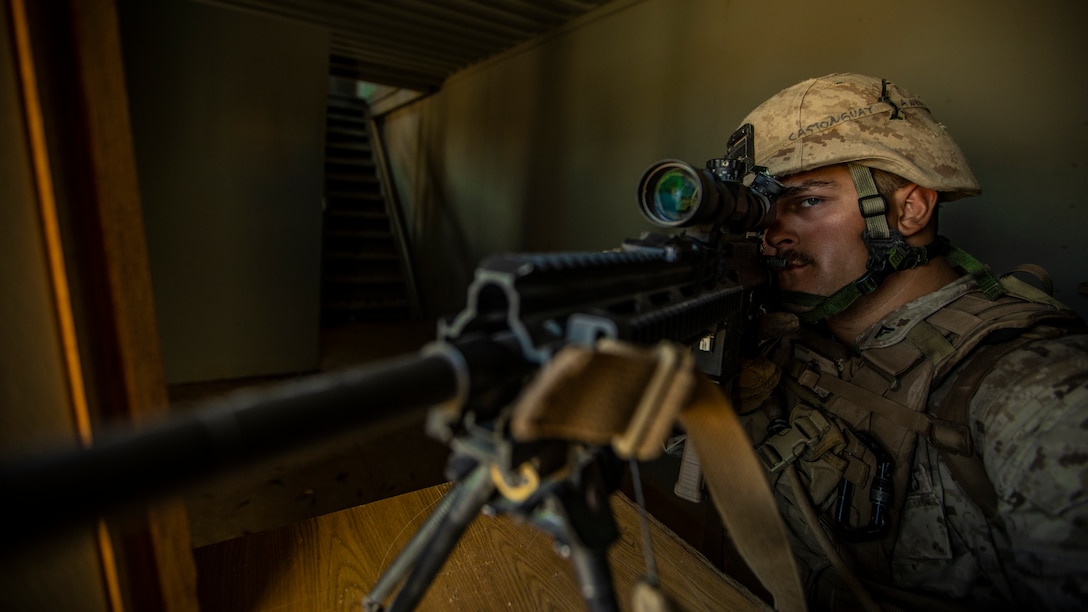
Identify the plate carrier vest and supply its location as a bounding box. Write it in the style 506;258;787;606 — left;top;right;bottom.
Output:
754;268;1085;590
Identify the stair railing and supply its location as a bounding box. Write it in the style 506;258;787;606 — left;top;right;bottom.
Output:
367;113;422;319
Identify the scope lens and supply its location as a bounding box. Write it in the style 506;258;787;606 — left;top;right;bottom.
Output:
650;167;699;224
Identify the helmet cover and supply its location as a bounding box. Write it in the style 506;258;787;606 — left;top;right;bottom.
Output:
741;73;981;200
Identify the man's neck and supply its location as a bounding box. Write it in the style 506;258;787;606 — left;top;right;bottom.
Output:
825;257;962;346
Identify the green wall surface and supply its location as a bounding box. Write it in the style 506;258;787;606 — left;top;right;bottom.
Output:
119;0;329;384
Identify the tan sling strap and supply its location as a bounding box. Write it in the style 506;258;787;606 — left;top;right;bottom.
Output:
681;375;807;612
511;340;806;612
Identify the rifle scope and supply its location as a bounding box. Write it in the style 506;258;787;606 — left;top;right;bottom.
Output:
637;124;782;233
637;159;777;232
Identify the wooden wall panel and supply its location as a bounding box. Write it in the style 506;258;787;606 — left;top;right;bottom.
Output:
3;0;198;609
0;1;111;609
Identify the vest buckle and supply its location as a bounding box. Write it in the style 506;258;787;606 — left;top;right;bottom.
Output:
757;413;828;472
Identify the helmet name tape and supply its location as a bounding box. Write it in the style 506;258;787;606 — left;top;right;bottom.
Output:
788;98;928;142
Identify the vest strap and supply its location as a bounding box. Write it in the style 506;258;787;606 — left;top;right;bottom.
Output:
946;247;1004;299
906;321;955;363
786;362;973;455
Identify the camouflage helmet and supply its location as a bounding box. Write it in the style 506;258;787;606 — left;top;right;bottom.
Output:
741;73;981;200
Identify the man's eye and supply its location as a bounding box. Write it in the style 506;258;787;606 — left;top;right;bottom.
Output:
799;197;822;208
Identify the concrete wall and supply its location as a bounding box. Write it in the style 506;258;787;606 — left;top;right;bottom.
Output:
383;0;1088;320
119;0;329;384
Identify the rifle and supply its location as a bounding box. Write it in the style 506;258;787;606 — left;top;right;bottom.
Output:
0;125;783;610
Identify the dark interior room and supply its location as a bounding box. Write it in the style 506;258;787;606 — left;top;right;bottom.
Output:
2;0;1085;610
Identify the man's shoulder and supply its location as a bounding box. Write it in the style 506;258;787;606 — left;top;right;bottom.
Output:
857;271;1083;354
965;332;1088;503
973;332;1088;409
989;331;1088;370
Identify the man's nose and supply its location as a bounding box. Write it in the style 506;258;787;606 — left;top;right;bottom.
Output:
761;218;796;253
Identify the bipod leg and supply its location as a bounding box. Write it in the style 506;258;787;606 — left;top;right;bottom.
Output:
364;482;460;610
569;544;619;612
382;464;495;612
551;452;622;612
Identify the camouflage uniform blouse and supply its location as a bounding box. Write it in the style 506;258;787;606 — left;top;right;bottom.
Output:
868;277;1088;608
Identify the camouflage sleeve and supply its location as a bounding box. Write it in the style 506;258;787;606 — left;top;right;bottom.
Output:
971;332;1088;608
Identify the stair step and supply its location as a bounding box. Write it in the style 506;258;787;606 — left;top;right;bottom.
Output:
324;251;399;261
323;294;408;308
325;189;384;199
321;310;414;326
323;215;391;234
325;201;386;217
324;110;366;123
323;276;407;293
326;96;369;111
325;200;384;213
325;155;374;167
321;302;413;325
326;123;367;137
326;185;380;197
326;141;372;153
326;229;394;239
325;162;376;176
326;209;387;220
326;114;367;127
324;222;389;238
326;110;367;123
325;182;381;194
323;235;394;249
326;140;370;151
326;173;380;184
327;125;369;138
324;273;405;285
324;255;406;272
324;296;410;307
326;291;406;303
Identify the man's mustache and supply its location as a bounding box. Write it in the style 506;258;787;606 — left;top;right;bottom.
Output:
761;249;814;270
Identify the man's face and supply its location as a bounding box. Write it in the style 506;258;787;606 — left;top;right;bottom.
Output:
761;164;870;297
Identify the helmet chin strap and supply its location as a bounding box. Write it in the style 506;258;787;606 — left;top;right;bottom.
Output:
780;163;946;324
780;238;950;324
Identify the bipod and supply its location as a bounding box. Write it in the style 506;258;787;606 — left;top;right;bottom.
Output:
363;427;624;612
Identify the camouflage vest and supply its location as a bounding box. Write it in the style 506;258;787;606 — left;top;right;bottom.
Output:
755;271;1084;592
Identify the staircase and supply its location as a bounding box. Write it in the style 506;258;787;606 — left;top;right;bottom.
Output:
321;93;418;326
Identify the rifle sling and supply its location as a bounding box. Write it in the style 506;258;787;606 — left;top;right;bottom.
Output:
510;342;806;611
680;375;808;612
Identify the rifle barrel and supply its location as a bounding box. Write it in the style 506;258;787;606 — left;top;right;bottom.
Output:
0;348;465;545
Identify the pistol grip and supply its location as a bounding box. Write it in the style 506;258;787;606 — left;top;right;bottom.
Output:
674;442;705;503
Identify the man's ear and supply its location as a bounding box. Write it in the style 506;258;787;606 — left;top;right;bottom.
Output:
892;184;940;239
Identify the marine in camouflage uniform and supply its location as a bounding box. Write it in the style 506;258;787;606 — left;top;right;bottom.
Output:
731;73;1088;609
